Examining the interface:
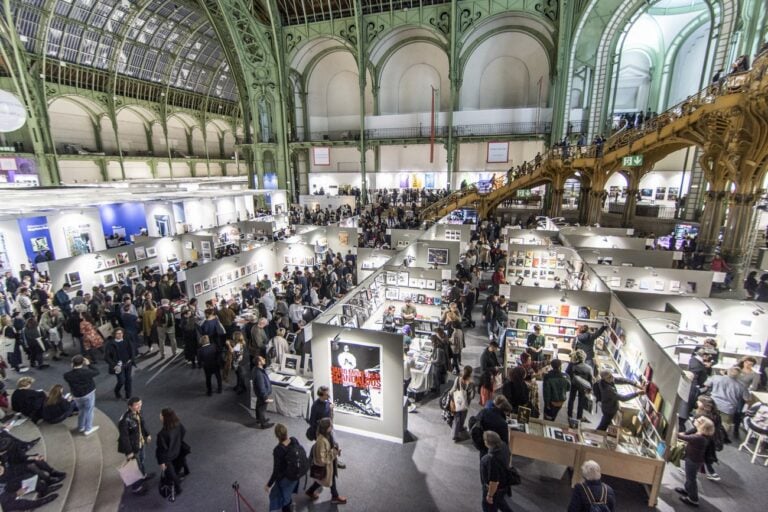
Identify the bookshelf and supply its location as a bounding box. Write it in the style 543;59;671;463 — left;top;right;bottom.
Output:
503;301;606;366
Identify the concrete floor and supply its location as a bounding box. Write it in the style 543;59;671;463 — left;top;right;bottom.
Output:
20;307;767;512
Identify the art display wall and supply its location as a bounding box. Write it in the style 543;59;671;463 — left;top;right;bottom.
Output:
312;322;405;443
577;248;676;268
593;266;713;297
42;237;179;292
183;245;277;303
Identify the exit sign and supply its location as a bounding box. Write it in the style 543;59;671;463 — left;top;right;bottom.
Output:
622;155;644;167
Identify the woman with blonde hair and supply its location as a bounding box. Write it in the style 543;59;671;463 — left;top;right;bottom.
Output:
11;376;46;422
269;328;291;367
230;331;247;394
41;384;75;424
676;416;715;507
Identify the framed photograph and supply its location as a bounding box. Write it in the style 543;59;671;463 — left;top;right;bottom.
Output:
226;271;233;282
409;277;419;287
281;354;301;375
427;247;449;265
233;269;240;279
417;278;426;289
148;263;162;275
386;272;397;285
65;271;81;286
655;187;666;201
126;266;139;279
246;264;253;274
184;241;193;250
115;270;127;283
201;241;211;252
166;252;178;262
101;272;116;286
239;266;246;277
203;279;211;292
385;287;400;300
425;279;436;290
134;246;147;260
397;271;409;286
146;247;157;258
338;231;349;246
116;252;130;265
670;280;681;292
211;276;219;288
330;340;382;419
193;282;203;295
105;258;117;268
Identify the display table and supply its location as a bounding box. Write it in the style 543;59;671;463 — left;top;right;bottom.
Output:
408;363;433;394
752;391;768;405
250;372;313;419
507;418;665;507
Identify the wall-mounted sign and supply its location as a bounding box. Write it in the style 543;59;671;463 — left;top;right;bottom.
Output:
17;216;55;263
312;147;331;166
487;142;509;163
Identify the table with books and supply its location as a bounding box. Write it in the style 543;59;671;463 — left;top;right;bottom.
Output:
507;417;666;507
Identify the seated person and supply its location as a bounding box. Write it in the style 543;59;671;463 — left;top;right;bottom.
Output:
10;378;46;423
0;459;61;510
41;385;76;425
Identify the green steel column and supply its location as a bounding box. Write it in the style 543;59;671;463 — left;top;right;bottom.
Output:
446;0;459;189
265;0;295;199
0;0;59;184
353;0;368;205
550;0;575;141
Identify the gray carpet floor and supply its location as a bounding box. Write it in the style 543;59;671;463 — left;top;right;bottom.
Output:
18;306;767;512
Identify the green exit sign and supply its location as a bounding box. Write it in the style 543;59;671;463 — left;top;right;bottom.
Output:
622;155;644;167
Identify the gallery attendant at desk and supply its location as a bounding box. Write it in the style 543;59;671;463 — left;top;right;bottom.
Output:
401;298;417;334
526;325;545;363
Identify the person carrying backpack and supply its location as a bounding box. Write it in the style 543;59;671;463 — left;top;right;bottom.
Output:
567;460;615;511
266;423;308;512
479;431;514;512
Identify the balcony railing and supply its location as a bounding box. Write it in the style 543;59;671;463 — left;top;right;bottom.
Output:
298;122;551;142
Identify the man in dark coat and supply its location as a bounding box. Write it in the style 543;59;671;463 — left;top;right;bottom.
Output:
595;370;644;431
104;328;138;400
197;336;222;396
117;397;154;493
251;355;273;429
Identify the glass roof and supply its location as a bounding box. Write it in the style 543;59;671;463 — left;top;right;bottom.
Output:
9;0;238;101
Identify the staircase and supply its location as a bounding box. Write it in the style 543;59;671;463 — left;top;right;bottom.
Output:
419;59;766;223
8;408;125;512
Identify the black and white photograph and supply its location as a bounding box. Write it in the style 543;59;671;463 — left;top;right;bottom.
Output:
330;341;382;419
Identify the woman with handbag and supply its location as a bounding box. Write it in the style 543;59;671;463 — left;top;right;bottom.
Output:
450;366;476;441
306;418;347;505
156;408;188;497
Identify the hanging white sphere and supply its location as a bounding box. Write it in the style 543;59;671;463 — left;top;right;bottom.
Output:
0;89;27;133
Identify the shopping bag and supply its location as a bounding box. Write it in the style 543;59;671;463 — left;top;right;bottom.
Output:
98;322;114;339
117;458;144;486
452;389;468;412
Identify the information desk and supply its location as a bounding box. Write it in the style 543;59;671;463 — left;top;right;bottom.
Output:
250;371;313;419
507;418;665;507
